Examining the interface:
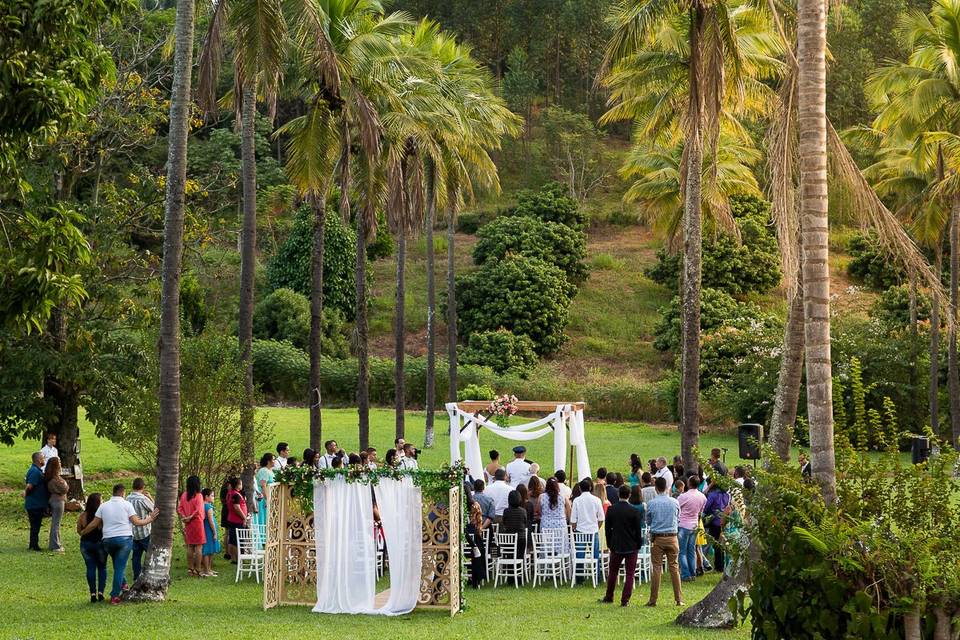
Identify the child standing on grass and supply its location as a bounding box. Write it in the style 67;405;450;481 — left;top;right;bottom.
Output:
201;488;221;577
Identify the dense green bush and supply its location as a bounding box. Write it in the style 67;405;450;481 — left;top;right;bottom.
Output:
454;255;576;355
458;383;496;401
507;181;588;230
846;231;906;290
456;209;498;234
472;215;588;284
653;287;755;352
366;209;395;261
252;288;349;358
265;205;357;319
251;339;311;399
646;195;782;296
179;270;208;336
870;283;931;325
460;329;539;377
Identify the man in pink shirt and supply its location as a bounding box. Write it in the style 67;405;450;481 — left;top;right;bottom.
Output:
676;475;707;581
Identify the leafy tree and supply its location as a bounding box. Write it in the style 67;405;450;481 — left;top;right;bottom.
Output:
252;288;349;357
538;106;613;202
508;181;588;229
501;47;539;127
454;255;575;356
265;205;358;320
460;329;538;377
472;215;588;284
653;287;755;352
847;231;908;290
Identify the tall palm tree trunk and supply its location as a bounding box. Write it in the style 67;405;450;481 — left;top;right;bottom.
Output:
128;0;194;601
679;4;705;475
949;197;960;446
930;240;942;436
356;210;370;451
797;0;836;503
309;193;327;451
238;82;257;507
446;196;458;402
769;278;805;461
394;229;406;441
424;166;437;448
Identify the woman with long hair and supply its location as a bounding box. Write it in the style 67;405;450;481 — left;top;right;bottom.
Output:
177;475;206;577
45;456;68;551
76;492;106;602
384;448;398;467
539;477;571;553
628;454;642;487
253;453;274;535
527;476;543;526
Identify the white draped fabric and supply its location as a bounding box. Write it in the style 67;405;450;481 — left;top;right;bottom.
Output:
312;477;423;616
447;403;591;481
373;478;423;615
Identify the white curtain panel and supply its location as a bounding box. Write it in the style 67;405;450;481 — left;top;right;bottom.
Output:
373;477;423;615
571;409;591;480
312;477;377;614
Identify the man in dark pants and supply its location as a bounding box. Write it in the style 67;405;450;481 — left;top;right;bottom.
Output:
24;452;49;551
600;484;645;607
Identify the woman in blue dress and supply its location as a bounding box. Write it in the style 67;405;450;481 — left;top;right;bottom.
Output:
201;488;222;576
253;453;275;546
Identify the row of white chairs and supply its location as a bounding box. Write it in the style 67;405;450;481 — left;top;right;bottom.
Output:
465;525;654;589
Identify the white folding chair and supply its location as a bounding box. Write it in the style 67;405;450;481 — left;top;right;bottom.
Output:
570;532;599;588
482;527;494;579
532;531;565;588
637;542;652;583
235;527;263;583
493;533;524;588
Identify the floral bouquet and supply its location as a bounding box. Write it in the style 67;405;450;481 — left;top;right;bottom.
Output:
486;394;519;426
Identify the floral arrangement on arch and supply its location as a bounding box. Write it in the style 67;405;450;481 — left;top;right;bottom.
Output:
486;394;519;426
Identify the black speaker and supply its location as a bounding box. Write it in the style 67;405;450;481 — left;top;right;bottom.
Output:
911;436;930;465
738;423;762;460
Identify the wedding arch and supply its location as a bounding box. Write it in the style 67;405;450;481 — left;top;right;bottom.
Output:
446;401;591;481
263;466;463;616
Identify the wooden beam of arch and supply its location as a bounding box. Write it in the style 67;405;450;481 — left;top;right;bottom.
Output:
453;401;586;413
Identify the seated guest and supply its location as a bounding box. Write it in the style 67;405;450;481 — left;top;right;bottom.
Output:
516;483;534;537
527;475;544;525
472;480;495;529
484;468;513;521
463;482;486;587
500;490;528;559
554;470;573;500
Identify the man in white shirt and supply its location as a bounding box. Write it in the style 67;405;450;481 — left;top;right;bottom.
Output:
570;478;605;581
399;443;419;470
366;447;379;470
79;483;158;604
505;446;532;488
40;433;58;472
317;439;347;469
654;457;674;492
484;469;513;520
272;442;289;471
555;470;573;501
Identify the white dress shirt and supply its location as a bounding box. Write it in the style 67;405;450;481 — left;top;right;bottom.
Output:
558;482;573;501
399;456;419;471
272;457;287;471
317;453;345;469
654;466;674;491
484;480;513;517
570;492;605;534
506;458;531;488
40;444;59;471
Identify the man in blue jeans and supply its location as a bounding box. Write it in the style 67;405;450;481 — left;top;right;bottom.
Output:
24;452;49;551
676;474;707;581
80;483;158;604
127;478;155;581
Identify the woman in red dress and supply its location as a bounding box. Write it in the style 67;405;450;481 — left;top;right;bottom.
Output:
178;475;206;577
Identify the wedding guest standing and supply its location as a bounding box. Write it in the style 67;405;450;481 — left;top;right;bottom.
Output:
178;475;206;577
254;453;275;533
127;478;154;581
40;433;59;471
224;477;248;562
24;452;49;551
601;485;644;607
79;483;158;604
201;488;221;577
506;446;531;489
45;456;68;552
76;493;106;602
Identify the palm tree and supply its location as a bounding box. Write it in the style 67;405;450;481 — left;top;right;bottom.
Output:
602;0;780;473
198;0;286;503
126;0;194;601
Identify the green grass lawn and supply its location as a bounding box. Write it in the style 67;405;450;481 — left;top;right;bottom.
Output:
0;408;751;639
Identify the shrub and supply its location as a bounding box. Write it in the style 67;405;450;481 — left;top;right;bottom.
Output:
98;334;273;486
591;253;623;271
365;209;394;261
460;329;539;377
507;181;588;230
458;383;496;402
251;338;310;398
454;255;576;356
472;215;588;284
847;231;906;290
652;287;754;352
179;270;208;336
870;283;931;325
265;205;357;319
456;209;498;234
252;288;350;358
645;195;782;296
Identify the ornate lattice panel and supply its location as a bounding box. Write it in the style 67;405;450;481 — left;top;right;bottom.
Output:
262;483;460;616
417;486;461;615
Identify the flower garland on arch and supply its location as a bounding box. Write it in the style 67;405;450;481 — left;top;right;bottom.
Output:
272;460;467;513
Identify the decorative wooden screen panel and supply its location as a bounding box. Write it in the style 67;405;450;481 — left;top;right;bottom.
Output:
263;483;461;615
